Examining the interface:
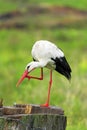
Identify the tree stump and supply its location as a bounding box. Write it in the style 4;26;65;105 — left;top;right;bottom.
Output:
0;104;67;130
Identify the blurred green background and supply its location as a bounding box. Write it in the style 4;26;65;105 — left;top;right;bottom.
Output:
0;0;87;129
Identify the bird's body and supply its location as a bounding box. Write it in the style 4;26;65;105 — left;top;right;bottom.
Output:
32;40;64;62
17;40;71;107
27;40;71;80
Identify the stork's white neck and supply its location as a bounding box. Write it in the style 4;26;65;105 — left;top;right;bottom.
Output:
26;61;47;72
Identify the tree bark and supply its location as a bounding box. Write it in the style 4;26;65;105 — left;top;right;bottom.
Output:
0;104;67;130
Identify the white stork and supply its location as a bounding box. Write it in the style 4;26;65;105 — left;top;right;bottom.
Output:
16;40;71;107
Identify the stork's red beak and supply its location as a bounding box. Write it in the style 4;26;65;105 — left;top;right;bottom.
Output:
16;70;28;87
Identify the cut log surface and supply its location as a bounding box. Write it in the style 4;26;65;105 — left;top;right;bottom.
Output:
0;104;67;130
0;104;64;116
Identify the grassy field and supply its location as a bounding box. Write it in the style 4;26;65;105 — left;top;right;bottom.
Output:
0;0;87;13
0;0;87;130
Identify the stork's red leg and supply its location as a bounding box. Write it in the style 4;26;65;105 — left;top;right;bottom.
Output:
25;68;43;80
41;70;52;107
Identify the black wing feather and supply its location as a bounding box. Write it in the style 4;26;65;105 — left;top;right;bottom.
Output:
51;57;71;80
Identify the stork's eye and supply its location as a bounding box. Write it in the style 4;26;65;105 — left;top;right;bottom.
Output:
27;65;30;70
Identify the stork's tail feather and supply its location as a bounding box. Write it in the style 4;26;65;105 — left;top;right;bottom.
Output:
52;57;71;80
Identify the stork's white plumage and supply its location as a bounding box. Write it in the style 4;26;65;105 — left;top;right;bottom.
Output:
16;40;71;107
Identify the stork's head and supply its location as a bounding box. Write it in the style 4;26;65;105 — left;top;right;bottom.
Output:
16;62;35;87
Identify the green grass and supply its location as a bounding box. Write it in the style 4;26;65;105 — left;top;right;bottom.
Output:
0;0;87;130
0;0;18;13
32;0;87;10
0;0;87;13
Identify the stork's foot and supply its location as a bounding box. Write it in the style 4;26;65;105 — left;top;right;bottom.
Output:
40;103;49;107
25;75;31;80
